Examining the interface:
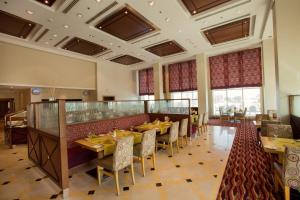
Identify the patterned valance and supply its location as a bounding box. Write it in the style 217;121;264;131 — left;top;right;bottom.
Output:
138;68;154;95
209;48;262;89
168;60;197;92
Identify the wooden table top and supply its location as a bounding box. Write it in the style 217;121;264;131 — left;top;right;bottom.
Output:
135;121;172;134
261;137;300;154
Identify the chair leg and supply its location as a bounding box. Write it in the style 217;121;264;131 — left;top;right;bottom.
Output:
114;171;120;196
169;142;173;156
181;136;184;147
97;166;102;185
284;186;290;200
185;135;188;145
176;139;179;153
130;163;135;185
141;157;146;177
274;174;278;192
152;152;156;169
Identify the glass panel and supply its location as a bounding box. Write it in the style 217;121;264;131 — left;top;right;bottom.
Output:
170;92;182;99
147;99;190;114
27;104;35;128
243;88;261;116
35;102;59;135
212;90;227;115
227;88;243;111
65;101;145;124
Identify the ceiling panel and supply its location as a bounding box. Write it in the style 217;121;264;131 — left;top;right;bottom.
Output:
181;0;231;15
145;41;185;57
0;10;36;39
35;0;56;7
96;6;157;41
62;37;108;56
204;18;250;45
110;55;143;65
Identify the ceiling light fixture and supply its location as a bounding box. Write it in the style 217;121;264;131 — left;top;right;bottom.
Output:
63;25;69;29
26;10;34;15
45;0;49;4
95;0;101;2
45;41;49;45
148;1;154;6
77;13;83;18
53;34;57;37
178;29;182;33
109;42;113;46
193;10;196;14
165;17;170;22
125;10;128;14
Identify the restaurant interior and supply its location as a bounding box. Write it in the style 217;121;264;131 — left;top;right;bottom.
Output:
0;0;300;199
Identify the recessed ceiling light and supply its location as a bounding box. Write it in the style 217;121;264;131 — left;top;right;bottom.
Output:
26;10;34;15
53;34;57;37
165;17;170;22
77;13;83;18
45;0;49;4
178;29;182;33
193;10;197;14
45;41;49;45
148;1;154;6
125;10;128;14
63;25;69;29
109;42;113;46
95;0;101;2
28;23;32;26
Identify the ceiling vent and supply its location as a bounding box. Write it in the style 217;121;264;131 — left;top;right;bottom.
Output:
62;0;80;14
86;1;118;24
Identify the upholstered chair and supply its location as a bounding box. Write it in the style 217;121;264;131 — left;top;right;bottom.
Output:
97;136;135;196
261;120;281;136
203;112;209;132
274;147;300;200
197;113;204;136
133;129;156;177
266;124;293;139
178;118;188;147
156;121;180;156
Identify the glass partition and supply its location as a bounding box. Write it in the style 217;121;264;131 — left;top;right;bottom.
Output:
65;101;145;124
290;95;300;117
27;104;34;128
35;102;59;135
147;99;190;115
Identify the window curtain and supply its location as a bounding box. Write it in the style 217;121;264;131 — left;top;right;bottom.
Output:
209;48;262;89
138;68;154;95
168;60;197;92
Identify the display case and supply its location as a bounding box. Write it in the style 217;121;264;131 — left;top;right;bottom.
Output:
4;110;28;148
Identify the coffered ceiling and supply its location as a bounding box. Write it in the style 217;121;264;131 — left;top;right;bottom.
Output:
0;0;271;69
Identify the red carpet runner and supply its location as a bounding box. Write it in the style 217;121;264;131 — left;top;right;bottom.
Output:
209;120;276;199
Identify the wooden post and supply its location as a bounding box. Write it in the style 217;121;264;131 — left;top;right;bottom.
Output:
58;100;69;198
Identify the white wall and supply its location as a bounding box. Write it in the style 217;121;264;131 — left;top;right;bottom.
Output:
0;42;96;89
96;60;138;100
274;0;300;121
262;38;277;113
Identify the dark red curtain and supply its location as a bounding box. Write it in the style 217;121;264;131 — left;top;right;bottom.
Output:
168;60;197;92
138;68;154;95
209;48;262;89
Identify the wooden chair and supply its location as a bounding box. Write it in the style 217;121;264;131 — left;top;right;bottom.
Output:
156;121;180;156
203;112;209;132
97;136;135;196
133;129;156;177
274;147;300;200
178;118;188;147
234;107;247;122
197;113;204;136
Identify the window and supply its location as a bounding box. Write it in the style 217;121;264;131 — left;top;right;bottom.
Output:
212;87;261;116
139;95;154;101
170;91;198;107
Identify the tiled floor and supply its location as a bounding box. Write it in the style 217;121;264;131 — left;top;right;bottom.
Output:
0;125;236;200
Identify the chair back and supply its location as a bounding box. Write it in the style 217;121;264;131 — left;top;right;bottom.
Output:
255;114;269;121
267;109;277;119
179;118;188;137
140;129;156;157
198;114;204;127
113;136;134;171
283;147;300;191
203;112;209;124
266;124;293;138
243;107;247;115
169;121;179;142
261;120;281;136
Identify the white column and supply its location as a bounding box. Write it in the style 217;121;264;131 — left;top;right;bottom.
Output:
273;0;300;121
196;54;209;114
153;63;164;100
262;38;278;113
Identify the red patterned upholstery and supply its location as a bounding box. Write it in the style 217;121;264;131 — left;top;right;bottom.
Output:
209;48;262;89
66;114;150;148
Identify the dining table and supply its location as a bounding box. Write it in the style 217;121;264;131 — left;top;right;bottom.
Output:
75;130;142;158
134;120;172;135
261;136;300;163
